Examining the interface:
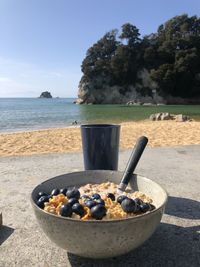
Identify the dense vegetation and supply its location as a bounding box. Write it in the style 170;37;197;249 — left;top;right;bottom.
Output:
80;14;200;100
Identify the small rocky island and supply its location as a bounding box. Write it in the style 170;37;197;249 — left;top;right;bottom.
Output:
39;91;52;98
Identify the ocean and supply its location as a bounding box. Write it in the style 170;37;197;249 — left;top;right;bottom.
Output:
0;98;200;133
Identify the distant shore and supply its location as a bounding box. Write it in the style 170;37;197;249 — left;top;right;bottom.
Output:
0;120;200;157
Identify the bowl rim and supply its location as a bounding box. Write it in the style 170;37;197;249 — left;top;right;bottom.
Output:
31;170;168;224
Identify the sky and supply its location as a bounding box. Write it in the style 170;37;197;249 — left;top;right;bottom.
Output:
0;0;200;98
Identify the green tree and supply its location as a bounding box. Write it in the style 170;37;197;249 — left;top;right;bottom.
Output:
81;30;119;84
111;23;142;88
151;64;175;96
119;23;140;46
149;14;200;98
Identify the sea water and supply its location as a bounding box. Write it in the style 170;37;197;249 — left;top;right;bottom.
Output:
0;98;200;132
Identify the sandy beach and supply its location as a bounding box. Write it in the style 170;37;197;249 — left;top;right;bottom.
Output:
0;120;200;157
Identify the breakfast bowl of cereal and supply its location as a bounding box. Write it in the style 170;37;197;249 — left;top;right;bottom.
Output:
31;170;168;258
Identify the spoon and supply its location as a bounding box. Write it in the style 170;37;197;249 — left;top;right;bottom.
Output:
117;136;148;193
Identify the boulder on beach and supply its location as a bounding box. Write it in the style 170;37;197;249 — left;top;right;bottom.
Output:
149;112;172;121
149;113;192;122
175;114;191;122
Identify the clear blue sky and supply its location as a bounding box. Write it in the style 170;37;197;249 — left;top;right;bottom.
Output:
0;0;199;97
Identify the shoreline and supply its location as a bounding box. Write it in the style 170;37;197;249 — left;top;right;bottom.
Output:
0;120;200;157
0;124;80;135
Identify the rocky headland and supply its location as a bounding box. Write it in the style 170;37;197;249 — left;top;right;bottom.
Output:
75;69;200;105
75;15;200;105
75;69;164;105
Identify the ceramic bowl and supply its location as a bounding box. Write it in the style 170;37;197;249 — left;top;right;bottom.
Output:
31;170;168;258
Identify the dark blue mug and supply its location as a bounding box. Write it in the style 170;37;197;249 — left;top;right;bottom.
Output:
81;124;121;170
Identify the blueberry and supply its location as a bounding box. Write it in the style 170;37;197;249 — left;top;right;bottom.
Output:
95;199;105;206
134;198;143;205
51;188;60;196
60;204;72;217
117;195;128;204
121;198;138;213
60;188;68;195
72;203;85;217
91;193;101;200
85;200;97;209
37;191;48;199
91;204;107;220
140;203;150;213
68;198;79;206
66;188;80;199
106;193;115;201
37;195;49;209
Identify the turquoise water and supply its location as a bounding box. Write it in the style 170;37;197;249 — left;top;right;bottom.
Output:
0;98;200;132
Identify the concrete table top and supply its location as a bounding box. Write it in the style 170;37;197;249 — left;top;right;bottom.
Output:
0;145;200;267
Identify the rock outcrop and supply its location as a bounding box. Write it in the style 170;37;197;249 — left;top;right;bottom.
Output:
75;69;167;104
149;113;192;122
126;100;143;106
75;67;200;105
39;91;52;98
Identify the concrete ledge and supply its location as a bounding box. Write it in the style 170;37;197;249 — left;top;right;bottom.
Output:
0;145;200;266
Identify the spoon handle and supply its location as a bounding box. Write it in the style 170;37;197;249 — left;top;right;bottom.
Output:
118;136;148;192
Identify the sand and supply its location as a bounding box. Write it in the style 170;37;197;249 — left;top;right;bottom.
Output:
0;121;200;157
